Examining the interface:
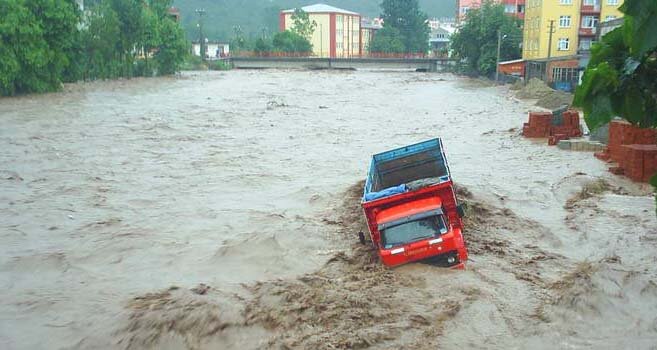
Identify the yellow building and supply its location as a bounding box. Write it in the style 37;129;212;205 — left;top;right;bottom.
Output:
280;4;361;58
522;0;624;60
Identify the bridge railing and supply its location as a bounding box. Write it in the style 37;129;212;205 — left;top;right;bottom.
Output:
231;51;435;59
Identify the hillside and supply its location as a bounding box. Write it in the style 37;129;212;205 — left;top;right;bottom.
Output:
173;0;456;42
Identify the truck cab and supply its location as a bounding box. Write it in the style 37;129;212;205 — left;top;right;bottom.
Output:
361;139;468;268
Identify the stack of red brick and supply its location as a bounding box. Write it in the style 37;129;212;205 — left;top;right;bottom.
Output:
595;120;657;182
522;112;552;138
522;110;583;145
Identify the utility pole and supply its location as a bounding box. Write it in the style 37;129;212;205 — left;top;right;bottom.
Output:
496;29;502;83
196;8;206;61
547;20;555;59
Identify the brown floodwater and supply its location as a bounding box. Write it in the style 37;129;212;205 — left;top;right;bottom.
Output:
1;70;656;349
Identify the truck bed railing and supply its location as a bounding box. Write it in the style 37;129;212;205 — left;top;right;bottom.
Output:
364;138;452;202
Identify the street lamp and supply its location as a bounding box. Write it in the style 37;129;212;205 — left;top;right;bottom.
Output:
495;30;508;83
196;8;206;61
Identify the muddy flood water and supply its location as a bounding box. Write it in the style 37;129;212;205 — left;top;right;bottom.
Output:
1;70;657;350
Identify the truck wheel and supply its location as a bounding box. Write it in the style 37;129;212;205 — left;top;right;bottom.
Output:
358;231;366;245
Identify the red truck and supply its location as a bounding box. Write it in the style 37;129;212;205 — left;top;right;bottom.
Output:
360;138;468;268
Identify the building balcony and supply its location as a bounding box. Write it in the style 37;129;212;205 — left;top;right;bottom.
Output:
579;27;597;36
580;4;601;14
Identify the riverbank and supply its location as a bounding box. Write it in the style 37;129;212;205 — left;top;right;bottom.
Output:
1;70;655;349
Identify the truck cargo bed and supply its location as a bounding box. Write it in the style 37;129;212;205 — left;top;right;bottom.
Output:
364;139;451;201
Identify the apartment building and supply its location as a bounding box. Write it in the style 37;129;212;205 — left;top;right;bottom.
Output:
523;0;624;60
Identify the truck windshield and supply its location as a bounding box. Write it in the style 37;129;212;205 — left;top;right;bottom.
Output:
382;215;447;249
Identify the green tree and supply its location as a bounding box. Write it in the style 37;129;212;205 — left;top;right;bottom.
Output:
369;26;405;54
254;37;273;55
572;0;657;212
0;0;81;95
450;0;522;76
379;0;429;54
290;8;317;40
272;30;312;54
140;6;161;76
154;16;188;75
82;1;123;79
81;0;188;79
109;0;144;77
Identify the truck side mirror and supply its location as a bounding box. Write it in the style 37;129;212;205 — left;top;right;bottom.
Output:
457;203;467;218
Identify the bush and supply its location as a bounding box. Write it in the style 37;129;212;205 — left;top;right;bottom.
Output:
272;30;312;53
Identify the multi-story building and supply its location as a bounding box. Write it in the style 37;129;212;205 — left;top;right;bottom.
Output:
522;0;623;90
280;4;361;58
523;0;624;60
457;0;525;22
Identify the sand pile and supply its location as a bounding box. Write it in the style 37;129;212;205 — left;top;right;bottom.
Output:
515;78;573;109
516;78;555;99
535;90;573;109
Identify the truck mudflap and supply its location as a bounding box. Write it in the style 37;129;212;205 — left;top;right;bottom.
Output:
378;229;467;268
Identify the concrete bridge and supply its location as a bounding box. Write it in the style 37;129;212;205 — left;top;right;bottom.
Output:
229;57;457;72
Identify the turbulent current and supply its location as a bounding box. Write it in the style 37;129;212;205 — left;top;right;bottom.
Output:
1;70;656;349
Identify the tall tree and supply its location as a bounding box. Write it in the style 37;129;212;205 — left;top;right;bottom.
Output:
573;0;657;211
153;14;188;75
0;0;81;95
369;26;405;54
290;8;317;40
379;0;429;53
450;0;522;76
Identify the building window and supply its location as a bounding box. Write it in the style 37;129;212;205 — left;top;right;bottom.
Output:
558;38;570;50
461;7;469;14
584;0;597;5
582;16;599;28
559;15;571;27
605;15;617;21
505;4;515;13
580;39;592;50
560;0;572;4
552;67;579;83
607;0;618;4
